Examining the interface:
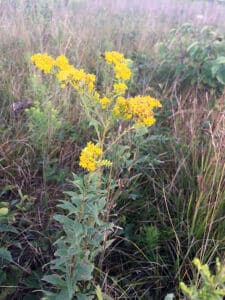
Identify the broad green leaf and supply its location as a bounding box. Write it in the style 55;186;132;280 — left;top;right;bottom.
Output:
57;200;79;214
212;64;220;77
187;41;199;53
0;208;9;216
42;275;66;288
54;214;74;227
0;201;9;207
215;65;225;84
0;224;19;233
214;56;225;65
0;248;13;262
73;260;94;282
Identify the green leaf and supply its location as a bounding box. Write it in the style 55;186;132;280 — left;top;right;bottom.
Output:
54;214;74;226
214;56;225;65
41;289;70;300
0;201;9;207
0;270;6;285
73;260;94;282
212;64;220;77
96;285;103;300
0;208;9;216
187;41;199;53
89;118;100;130
0;248;13;262
76;293;94;300
215;65;225;84
0;224;19;234
42;275;66;288
57;200;78;214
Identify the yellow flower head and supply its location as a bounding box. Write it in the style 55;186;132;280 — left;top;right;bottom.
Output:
31;53;55;74
112;97;132;120
113;82;128;95
70;68;96;92
114;63;131;81
99;97;111;109
55;55;69;69
31;53;96;93
79;142;112;172
128;95;162;126
112;95;162;127
105;51;125;65
105;51;132;82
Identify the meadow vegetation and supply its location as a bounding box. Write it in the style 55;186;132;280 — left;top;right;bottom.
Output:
0;0;225;299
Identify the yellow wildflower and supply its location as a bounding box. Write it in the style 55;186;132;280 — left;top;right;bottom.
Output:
105;51;125;65
70;69;96;92
31;53;55;74
112;95;162;126
79;142;102;172
114;63;131;81
85;73;96;92
56;69;71;81
105;51;132;82
99;97;110;109
112;97;132;120
129;95;162;126
79;142;112;172
32;53;96;92
113;82;128;94
142;116;156;127
55;55;69;69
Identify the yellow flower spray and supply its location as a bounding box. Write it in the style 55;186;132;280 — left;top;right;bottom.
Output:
31;51;162;173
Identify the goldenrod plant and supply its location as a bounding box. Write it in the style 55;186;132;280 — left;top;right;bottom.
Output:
31;51;162;299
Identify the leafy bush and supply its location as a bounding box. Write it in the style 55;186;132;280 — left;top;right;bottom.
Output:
155;24;225;92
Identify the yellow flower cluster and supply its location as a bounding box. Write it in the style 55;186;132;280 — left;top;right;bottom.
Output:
112;96;132;120
31;52;162;127
55;55;96;92
105;51;131;81
31;54;96;93
113;82;128;95
55;55;69;69
113;95;162;126
79;142;112;172
99;97;111;109
31;53;55;74
105;51;125;65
